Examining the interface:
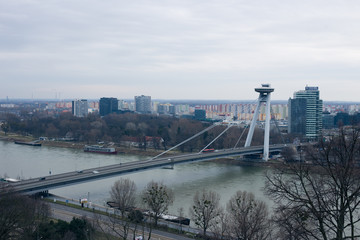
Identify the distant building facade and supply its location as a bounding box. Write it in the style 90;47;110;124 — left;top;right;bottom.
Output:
194;109;206;120
288;98;307;135
323;111;360;129
322;112;335;129
157;104;167;114
334;112;350;127
195;103;287;121
118;100;129;111
169;105;176;115
135;95;151;113
99;97;118;116
72;99;88;117
288;86;323;139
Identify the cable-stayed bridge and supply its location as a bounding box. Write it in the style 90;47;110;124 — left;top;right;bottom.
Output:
7;84;284;194
9;144;286;194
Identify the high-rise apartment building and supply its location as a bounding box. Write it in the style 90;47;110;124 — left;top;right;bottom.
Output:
99;97;118;116
72;99;88;117
288;98;307;134
288;86;323;139
157;104;167;114
135;95;151;113
169;105;176;115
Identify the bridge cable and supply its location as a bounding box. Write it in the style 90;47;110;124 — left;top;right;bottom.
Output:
270;107;286;145
233;127;248;149
199;124;233;153
151;124;218;160
233;98;259;149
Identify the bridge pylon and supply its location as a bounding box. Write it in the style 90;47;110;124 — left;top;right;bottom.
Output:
244;84;274;161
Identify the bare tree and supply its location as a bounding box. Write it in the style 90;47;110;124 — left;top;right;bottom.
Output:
110;178;137;217
189;189;221;237
141;181;174;227
211;209;228;240
128;209;144;240
271;207;309;240
226;190;272;240
0;122;9;136
91;178;137;240
92;208;131;240
0;185;50;240
266;127;360;240
281;146;298;162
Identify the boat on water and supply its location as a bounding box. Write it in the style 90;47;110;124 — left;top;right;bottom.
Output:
14;140;42;146
84;145;117;154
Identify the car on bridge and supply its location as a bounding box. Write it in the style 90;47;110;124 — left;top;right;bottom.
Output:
202;148;215;153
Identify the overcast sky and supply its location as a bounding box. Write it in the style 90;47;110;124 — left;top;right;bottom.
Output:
1;0;359;101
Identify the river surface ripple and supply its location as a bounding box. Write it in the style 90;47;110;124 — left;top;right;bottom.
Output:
0;140;271;218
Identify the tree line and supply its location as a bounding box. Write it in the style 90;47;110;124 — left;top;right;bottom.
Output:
1;112;278;151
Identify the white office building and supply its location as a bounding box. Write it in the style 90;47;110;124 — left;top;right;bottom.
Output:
72;99;88;117
135;95;151;113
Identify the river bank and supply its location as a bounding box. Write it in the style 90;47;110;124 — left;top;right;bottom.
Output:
0;131;283;168
0;134;274;222
0;132;173;157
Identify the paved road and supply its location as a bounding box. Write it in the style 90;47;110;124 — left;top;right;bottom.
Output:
49;202;194;240
10;144;285;193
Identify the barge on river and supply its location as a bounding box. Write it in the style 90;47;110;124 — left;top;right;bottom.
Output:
84;145;117;154
14;140;42;146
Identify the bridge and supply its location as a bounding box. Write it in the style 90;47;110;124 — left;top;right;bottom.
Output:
7;84;284;194
9;144;286;193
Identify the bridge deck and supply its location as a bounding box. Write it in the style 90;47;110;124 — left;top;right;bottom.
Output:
8;145;286;193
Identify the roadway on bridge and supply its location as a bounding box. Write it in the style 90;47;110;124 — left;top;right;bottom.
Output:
9;145;285;193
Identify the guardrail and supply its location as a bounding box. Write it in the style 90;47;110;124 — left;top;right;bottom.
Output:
9;144;286;193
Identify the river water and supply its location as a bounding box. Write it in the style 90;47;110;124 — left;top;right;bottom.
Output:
0;140;270;217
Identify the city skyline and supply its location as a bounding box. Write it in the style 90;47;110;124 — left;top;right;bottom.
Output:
1;1;360;101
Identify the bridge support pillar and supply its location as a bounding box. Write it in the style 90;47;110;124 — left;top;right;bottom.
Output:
244;84;274;161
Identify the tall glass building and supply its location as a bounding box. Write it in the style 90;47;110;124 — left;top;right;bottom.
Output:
99;97;118;116
288;86;323;139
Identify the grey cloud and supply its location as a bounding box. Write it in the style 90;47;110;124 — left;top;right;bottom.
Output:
0;0;360;100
